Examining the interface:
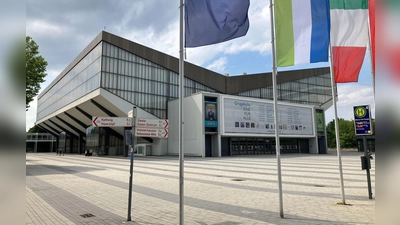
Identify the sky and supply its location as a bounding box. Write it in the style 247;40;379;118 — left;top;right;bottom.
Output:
25;0;375;131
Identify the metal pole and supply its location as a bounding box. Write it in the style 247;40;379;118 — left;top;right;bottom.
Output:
127;107;137;221
367;7;375;101
329;44;346;204
179;0;185;224
363;136;373;199
269;0;284;218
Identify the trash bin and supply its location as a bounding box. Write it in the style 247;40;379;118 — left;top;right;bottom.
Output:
360;155;371;170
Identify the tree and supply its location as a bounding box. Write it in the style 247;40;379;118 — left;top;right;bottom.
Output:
27;125;46;133
326;118;357;148
26;36;48;111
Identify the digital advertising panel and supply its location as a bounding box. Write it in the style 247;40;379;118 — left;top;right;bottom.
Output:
205;101;218;127
316;112;325;133
223;98;313;136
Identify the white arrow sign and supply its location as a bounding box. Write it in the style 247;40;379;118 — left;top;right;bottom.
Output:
135;128;168;138
136;118;169;129
92;117;132;127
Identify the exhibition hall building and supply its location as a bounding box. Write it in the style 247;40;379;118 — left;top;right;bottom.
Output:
35;31;333;157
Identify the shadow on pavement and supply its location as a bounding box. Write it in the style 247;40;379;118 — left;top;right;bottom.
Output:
26;164;105;176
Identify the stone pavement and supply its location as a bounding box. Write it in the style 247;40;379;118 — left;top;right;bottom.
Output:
26;151;375;225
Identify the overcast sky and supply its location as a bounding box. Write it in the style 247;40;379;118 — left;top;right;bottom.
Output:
25;0;375;131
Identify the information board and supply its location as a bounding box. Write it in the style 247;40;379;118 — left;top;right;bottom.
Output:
223;98;313;135
353;105;372;135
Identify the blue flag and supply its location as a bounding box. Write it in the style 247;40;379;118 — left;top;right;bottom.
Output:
185;0;250;48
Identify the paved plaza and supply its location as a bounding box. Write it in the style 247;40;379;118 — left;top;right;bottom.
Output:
26;151;375;225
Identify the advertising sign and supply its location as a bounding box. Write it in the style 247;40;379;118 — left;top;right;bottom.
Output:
223;98;313;135
353;105;372;135
205;101;218;127
316;112;324;133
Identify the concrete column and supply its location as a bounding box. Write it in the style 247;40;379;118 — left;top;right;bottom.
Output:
50;138;53;152
34;140;38;153
78;134;82;154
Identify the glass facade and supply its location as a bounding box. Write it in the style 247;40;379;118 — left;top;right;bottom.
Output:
101;42;219;119
26;133;55;141
85;125;125;156
230;137;301;155
37;43;102;121
237;73;332;106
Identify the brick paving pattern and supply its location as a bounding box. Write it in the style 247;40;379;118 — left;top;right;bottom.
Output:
26;151;375;224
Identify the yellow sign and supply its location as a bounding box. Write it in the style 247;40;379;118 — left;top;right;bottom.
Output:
354;106;367;118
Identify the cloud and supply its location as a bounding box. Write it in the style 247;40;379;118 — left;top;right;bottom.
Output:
26;20;70;37
325;83;375;124
184;1;272;67
206;57;228;74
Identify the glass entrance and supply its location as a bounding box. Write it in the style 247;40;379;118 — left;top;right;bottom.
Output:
230;137;299;155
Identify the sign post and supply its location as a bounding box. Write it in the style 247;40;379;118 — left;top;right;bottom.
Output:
127;107;137;221
135;118;169;138
353;105;373;199
92;116;132;127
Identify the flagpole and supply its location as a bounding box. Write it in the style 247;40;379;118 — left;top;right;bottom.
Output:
367;12;375;101
269;0;284;218
179;0;185;224
329;43;346;205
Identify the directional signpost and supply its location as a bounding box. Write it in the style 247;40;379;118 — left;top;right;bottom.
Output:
135;118;169;138
135;127;168;138
126;114;169;222
353;105;373;200
92;116;132;127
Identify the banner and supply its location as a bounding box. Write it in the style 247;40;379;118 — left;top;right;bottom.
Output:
223;98;313;135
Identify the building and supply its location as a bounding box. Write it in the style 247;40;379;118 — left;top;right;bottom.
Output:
168;93;327;157
26;133;56;153
35;31;333;157
356;135;375;152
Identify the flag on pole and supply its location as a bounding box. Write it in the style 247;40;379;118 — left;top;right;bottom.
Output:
274;0;330;67
369;0;375;75
330;0;369;83
184;0;250;48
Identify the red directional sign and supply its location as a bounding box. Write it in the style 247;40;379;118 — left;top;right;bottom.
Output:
92;117;132;127
135;128;168;138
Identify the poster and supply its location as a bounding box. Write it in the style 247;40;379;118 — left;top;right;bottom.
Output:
205;101;218;127
316;112;324;133
223;98;313;135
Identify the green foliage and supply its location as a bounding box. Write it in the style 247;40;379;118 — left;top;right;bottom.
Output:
326;118;360;148
27;125;46;133
26;36;48;111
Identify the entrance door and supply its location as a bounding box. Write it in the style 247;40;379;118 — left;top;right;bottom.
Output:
205;135;212;157
299;139;309;153
318;137;327;154
221;137;230;156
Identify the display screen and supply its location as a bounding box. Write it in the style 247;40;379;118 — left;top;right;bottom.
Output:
205;101;218;127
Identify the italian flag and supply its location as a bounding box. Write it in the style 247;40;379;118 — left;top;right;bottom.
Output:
330;0;369;83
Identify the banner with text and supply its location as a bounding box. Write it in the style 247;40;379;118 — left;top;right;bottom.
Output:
223;98;313;135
